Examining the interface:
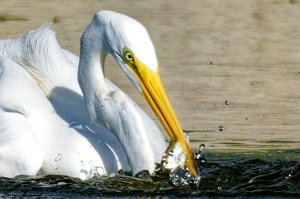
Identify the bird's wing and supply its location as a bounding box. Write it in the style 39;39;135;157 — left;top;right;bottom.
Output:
0;108;44;177
0;26;79;94
0;30;128;178
0;55;45;177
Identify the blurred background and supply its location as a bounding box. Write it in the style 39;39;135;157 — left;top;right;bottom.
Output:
1;0;300;151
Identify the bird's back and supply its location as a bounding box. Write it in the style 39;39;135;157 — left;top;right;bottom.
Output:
0;25;167;178
0;27;130;179
0;26;80;95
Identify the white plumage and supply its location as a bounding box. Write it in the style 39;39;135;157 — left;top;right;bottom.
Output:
0;10;198;180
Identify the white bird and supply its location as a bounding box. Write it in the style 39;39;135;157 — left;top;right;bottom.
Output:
0;10;198;180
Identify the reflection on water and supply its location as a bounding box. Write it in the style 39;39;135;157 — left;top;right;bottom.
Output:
0;150;299;198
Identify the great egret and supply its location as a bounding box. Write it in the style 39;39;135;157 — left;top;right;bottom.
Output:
0;10;198;180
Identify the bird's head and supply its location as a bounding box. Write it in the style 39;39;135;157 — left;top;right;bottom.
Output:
96;10;199;177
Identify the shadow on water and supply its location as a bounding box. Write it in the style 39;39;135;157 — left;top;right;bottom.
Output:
0;150;299;198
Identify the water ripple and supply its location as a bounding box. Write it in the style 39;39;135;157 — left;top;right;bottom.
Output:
0;150;299;198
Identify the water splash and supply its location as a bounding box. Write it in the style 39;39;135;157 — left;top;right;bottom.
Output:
161;141;201;187
0;150;298;198
169;167;201;187
79;160;105;179
161;141;185;171
88;161;105;177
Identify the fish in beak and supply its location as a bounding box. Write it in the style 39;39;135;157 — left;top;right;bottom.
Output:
122;48;199;177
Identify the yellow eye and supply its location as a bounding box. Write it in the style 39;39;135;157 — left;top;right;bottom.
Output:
124;51;134;62
123;48;139;74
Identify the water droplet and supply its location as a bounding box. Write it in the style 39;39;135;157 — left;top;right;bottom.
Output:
69;122;83;130
219;125;224;132
285;173;292;179
197;87;200;91
55;154;61;162
199;144;206;152
195;143;207;163
225;100;229;105
217;186;222;190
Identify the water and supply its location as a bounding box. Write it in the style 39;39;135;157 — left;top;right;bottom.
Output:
0;150;299;198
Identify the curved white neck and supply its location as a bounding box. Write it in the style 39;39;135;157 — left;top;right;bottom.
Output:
77;17;159;175
78;18;106;94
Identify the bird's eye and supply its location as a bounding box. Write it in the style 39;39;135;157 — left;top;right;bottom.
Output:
124;51;134;61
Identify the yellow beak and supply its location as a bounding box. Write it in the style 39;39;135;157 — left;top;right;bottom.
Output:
126;54;199;177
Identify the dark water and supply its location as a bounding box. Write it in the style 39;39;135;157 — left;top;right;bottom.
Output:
0;150;299;198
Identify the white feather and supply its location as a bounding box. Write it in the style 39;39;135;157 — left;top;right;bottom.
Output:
0;10;167;180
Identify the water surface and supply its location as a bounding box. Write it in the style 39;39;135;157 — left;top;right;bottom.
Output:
0;150;298;198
